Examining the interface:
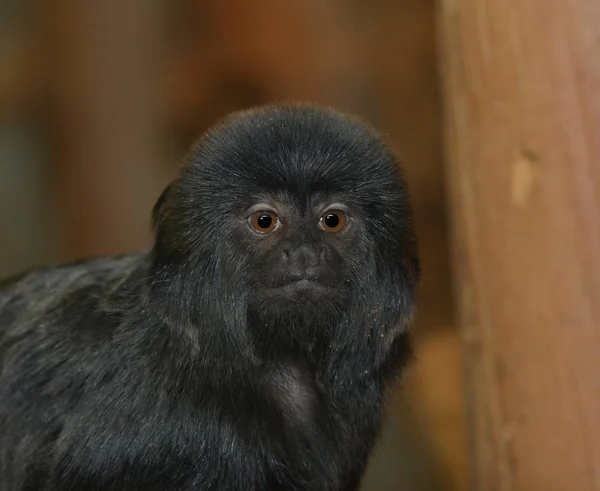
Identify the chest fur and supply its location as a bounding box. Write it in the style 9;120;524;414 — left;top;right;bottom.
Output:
266;361;320;428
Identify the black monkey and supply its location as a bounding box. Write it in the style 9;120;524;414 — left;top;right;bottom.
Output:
0;104;419;490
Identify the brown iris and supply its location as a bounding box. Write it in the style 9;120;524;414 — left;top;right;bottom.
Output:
248;211;280;233
319;211;347;232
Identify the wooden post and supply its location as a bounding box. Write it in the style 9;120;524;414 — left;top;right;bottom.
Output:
439;1;600;490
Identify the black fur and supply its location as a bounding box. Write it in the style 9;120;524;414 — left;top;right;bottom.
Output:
0;104;419;490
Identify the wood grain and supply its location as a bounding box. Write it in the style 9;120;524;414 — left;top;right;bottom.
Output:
439;1;600;490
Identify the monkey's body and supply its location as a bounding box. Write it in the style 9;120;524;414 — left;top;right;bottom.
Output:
0;105;419;490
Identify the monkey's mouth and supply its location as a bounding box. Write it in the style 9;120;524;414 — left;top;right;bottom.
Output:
265;278;333;299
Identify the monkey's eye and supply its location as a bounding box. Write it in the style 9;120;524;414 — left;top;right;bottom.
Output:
319;211;347;233
248;211;280;233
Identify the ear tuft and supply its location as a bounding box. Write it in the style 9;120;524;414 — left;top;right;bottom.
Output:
152;184;172;232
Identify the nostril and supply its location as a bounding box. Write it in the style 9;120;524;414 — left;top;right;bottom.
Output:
319;244;326;260
283;244;322;267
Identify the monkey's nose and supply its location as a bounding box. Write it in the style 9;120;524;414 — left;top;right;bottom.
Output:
282;245;320;267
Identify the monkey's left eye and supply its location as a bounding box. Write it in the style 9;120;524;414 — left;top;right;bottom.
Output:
319;211;347;233
248;211;280;234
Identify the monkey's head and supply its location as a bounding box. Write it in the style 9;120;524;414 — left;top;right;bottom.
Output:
152;105;419;360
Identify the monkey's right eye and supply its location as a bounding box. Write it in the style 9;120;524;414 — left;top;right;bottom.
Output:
248;211;280;234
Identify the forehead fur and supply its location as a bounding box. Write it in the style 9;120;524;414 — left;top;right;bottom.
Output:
181;104;404;204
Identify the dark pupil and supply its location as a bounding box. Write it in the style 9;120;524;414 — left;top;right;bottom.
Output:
325;213;340;229
257;214;273;229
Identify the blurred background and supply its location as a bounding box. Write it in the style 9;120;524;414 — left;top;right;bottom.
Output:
0;1;468;489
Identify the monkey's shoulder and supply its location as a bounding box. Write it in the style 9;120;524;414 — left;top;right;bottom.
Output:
0;254;147;344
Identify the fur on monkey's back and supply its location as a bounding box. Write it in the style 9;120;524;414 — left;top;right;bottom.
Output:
0;255;193;488
0;256;137;342
0;255;266;488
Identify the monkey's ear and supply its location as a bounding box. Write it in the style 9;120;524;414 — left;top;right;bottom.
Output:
152;184;172;231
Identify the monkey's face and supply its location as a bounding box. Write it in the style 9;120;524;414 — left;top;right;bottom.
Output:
230;188;389;351
239;197;356;305
154;105;418;346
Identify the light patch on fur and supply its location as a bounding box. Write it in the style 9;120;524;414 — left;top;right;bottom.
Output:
383;311;414;352
268;362;317;427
